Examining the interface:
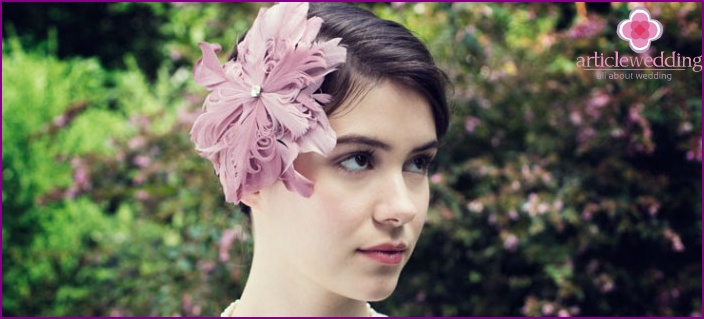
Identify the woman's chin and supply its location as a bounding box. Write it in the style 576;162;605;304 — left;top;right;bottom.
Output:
366;293;393;302
359;282;398;302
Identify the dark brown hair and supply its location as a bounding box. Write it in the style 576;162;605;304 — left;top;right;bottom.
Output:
306;3;449;138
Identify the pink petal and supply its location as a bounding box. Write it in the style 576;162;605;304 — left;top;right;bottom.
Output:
221;107;272;203
238;8;268;65
243;136;282;193
621;21;633;39
218;140;249;203
294;96;336;155
301;17;323;45
194;42;227;89
264;2;308;44
297;122;336;155
311;93;333;104
632;12;649;22
249;135;278;172
222;61;255;93
281;168;314;198
260;93;310;138
632;38;649;49
317;38;347;67
190;99;245;151
647;21;661;40
264;40;346;94
277;142;314;197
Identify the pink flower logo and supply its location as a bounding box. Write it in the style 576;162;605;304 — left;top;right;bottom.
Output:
617;7;663;53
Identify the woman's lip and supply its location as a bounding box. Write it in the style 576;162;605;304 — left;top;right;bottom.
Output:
359;243;408;251
357;250;404;265
357;243;408;264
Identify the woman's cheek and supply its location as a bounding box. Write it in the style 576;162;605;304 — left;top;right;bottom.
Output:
316;177;359;217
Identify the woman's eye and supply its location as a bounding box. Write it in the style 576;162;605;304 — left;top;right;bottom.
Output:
404;155;433;174
339;153;373;172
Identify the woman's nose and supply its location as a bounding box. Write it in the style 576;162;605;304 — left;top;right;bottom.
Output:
372;173;418;227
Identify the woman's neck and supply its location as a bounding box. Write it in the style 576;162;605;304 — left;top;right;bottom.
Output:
231;244;370;316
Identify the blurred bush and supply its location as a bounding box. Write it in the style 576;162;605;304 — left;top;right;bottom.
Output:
2;2;701;316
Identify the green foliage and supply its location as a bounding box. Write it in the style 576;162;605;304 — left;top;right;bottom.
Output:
2;31;249;316
2;36;116;314
2;2;701;317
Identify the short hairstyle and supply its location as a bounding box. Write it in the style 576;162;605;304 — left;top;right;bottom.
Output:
229;3;450;138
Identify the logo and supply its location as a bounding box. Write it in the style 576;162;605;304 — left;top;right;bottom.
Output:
575;5;701;77
616;7;663;53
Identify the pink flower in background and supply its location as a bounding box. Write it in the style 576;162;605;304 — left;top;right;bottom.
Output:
464;116;480;133
218;229;237;262
503;234;518;251
127;136;146;151
541;303;555;315
218;225;249;261
566;18;606;40
430;173;444;184
135;190;150;200
617;7;663;53
132;155;151;168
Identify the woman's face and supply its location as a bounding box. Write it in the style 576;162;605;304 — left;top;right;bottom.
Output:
252;80;437;302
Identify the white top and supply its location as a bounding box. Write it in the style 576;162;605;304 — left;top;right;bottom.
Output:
220;300;387;317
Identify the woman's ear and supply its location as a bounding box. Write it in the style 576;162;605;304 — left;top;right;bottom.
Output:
241;191;261;210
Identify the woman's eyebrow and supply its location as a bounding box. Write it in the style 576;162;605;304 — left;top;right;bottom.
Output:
336;134;438;153
412;140;439;153
336;135;391;150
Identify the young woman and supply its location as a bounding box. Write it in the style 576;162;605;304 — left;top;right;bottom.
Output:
191;2;449;316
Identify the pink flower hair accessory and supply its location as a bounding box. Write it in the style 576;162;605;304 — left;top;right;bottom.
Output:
191;2;347;204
